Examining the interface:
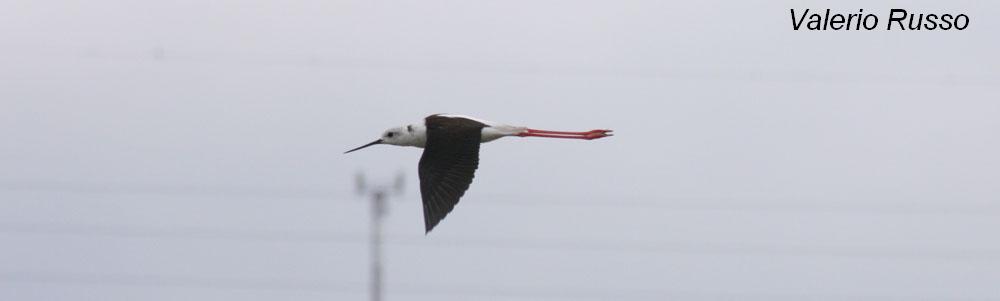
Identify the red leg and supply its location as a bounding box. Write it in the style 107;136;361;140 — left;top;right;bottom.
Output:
518;128;613;140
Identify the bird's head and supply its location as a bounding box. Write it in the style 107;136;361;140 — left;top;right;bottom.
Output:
345;123;426;153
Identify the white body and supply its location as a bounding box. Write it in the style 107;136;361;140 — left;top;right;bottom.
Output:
379;115;526;148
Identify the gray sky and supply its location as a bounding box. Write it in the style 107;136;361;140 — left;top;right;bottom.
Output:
2;0;999;300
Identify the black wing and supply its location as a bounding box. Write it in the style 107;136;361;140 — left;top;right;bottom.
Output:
418;115;486;233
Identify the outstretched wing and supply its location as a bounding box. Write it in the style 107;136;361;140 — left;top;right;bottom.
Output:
418;115;485;233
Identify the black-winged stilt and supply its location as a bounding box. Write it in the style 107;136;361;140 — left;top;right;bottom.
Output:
345;114;612;233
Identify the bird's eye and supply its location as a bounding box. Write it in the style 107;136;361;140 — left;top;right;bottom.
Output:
386;132;395;138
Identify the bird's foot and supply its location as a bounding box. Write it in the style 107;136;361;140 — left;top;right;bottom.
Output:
584;129;613;140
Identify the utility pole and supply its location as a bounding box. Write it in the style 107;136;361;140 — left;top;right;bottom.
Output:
356;172;404;301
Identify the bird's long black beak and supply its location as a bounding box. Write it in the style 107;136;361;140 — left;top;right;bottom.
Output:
344;139;382;154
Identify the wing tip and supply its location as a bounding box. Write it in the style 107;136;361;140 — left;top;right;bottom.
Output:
424;217;440;234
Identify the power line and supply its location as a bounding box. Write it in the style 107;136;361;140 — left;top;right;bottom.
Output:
478;193;1000;215
3;181;998;215
3;272;991;301
0;221;360;243
1;272;355;293
1;221;997;261
0;180;342;201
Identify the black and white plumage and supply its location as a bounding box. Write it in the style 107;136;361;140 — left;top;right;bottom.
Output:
345;114;612;233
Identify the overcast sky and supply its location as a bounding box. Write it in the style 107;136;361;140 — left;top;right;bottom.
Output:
2;1;999;300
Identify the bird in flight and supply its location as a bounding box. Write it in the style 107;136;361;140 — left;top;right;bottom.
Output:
345;114;612;233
